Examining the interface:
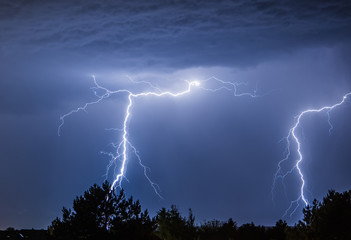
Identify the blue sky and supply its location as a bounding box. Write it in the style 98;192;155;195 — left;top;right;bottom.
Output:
1;0;351;229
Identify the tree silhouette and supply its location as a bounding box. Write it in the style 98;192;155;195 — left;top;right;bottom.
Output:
48;183;351;240
155;205;196;240
50;181;156;240
301;189;351;240
238;222;266;240
199;218;237;240
110;195;157;240
266;219;288;240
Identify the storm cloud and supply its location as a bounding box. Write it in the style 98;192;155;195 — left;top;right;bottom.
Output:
1;0;351;67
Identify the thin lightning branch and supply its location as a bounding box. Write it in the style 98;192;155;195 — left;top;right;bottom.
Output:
273;92;351;217
199;76;258;97
326;110;333;135
105;128;123;131
125;75;162;93
58;76;258;196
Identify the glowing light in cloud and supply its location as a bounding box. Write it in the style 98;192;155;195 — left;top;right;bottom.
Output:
273;92;351;217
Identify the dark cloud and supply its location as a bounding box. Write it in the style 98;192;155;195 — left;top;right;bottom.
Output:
1;0;351;67
1;0;350;115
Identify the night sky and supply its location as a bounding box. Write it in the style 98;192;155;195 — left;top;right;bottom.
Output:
1;0;351;229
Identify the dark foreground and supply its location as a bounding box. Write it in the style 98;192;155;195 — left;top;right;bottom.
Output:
2;182;351;240
0;229;47;240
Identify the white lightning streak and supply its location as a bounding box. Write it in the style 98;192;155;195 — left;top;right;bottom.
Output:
273;92;351;217
58;76;258;196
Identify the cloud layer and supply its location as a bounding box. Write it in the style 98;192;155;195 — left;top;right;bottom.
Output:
1;0;351;67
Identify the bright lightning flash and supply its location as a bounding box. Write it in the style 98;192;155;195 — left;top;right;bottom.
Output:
58;76;259;197
273;92;351;217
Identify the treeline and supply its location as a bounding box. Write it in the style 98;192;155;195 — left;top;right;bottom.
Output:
46;181;351;240
4;182;351;240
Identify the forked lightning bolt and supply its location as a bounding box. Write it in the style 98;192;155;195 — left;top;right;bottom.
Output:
273;92;351;217
58;76;258;197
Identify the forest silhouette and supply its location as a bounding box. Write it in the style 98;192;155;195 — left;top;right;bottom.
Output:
2;181;351;240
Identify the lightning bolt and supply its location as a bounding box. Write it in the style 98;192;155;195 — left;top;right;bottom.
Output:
58;76;259;197
273;92;351;217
